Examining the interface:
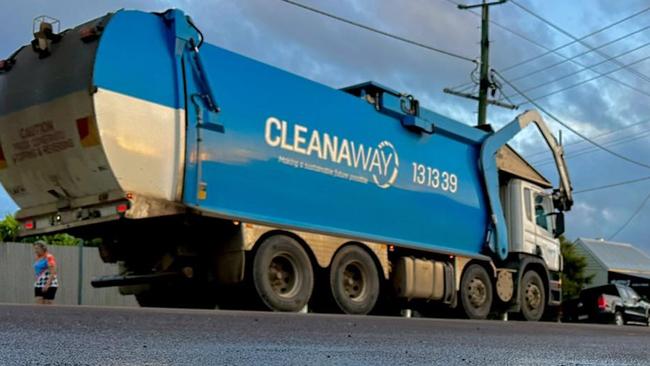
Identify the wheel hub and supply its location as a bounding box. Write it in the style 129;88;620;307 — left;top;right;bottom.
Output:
342;261;366;301
525;283;542;309
268;253;299;298
467;277;487;308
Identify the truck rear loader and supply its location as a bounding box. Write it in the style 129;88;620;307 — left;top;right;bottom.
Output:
0;9;573;320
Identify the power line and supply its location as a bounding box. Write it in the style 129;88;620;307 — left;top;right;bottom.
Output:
449;0;650;76
608;190;650;240
520;53;650;104
574;176;650;194
444;0;650;103
278;0;477;63
526;117;650;158
493;69;650;170
533;131;650;166
532;129;650;167
502;3;650;73
511;0;650;85
505;40;650;101
531;125;650;163
506;25;650;86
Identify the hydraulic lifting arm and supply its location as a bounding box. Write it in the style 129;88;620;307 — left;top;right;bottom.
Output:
480;110;573;260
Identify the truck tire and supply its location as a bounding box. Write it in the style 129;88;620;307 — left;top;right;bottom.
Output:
520;270;545;321
329;245;380;315
253;235;314;312
459;264;493;319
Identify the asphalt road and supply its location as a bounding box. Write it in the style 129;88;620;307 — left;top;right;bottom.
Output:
0;304;649;366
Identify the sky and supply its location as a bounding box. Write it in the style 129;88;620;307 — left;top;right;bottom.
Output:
1;0;650;251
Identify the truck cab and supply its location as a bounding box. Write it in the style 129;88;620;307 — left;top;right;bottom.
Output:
504;178;562;272
497;146;565;312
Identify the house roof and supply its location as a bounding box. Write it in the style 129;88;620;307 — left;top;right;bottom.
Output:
497;145;552;189
576;238;650;275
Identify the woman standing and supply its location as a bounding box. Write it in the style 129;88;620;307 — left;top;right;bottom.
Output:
33;241;59;304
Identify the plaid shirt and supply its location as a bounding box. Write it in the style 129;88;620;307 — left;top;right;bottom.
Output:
34;253;59;288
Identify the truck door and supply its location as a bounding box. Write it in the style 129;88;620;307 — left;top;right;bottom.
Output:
533;192;561;271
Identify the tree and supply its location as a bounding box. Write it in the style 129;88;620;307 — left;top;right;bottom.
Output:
560;235;594;300
0;215;19;242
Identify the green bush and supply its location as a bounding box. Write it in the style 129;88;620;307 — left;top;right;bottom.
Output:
0;215;19;242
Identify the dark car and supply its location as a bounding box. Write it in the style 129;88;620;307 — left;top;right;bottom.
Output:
563;284;650;326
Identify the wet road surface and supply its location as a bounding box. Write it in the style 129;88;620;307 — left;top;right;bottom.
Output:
0;304;648;365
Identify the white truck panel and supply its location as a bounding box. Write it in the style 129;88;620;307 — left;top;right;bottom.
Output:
94;88;185;202
0;86;186;225
0;90;119;212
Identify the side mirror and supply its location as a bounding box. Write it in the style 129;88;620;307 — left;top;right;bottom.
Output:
551;212;565;238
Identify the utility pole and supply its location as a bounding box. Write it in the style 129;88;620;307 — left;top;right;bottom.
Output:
477;0;494;126
444;0;513;126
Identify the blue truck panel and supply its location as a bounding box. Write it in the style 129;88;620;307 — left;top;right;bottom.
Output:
93;11;182;109
187;46;489;257
90;10;492;258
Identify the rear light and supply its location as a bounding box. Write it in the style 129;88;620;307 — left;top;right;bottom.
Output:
597;295;607;310
116;203;129;214
23;220;35;230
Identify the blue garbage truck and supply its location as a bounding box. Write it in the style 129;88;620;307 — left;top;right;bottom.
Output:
0;9;572;320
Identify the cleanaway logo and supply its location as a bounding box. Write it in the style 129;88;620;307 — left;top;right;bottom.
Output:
264;117;399;188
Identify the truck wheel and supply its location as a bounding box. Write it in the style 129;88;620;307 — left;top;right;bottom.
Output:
329;245;380;315
520;270;545;321
253;235;314;312
459;264;493;319
614;311;624;326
